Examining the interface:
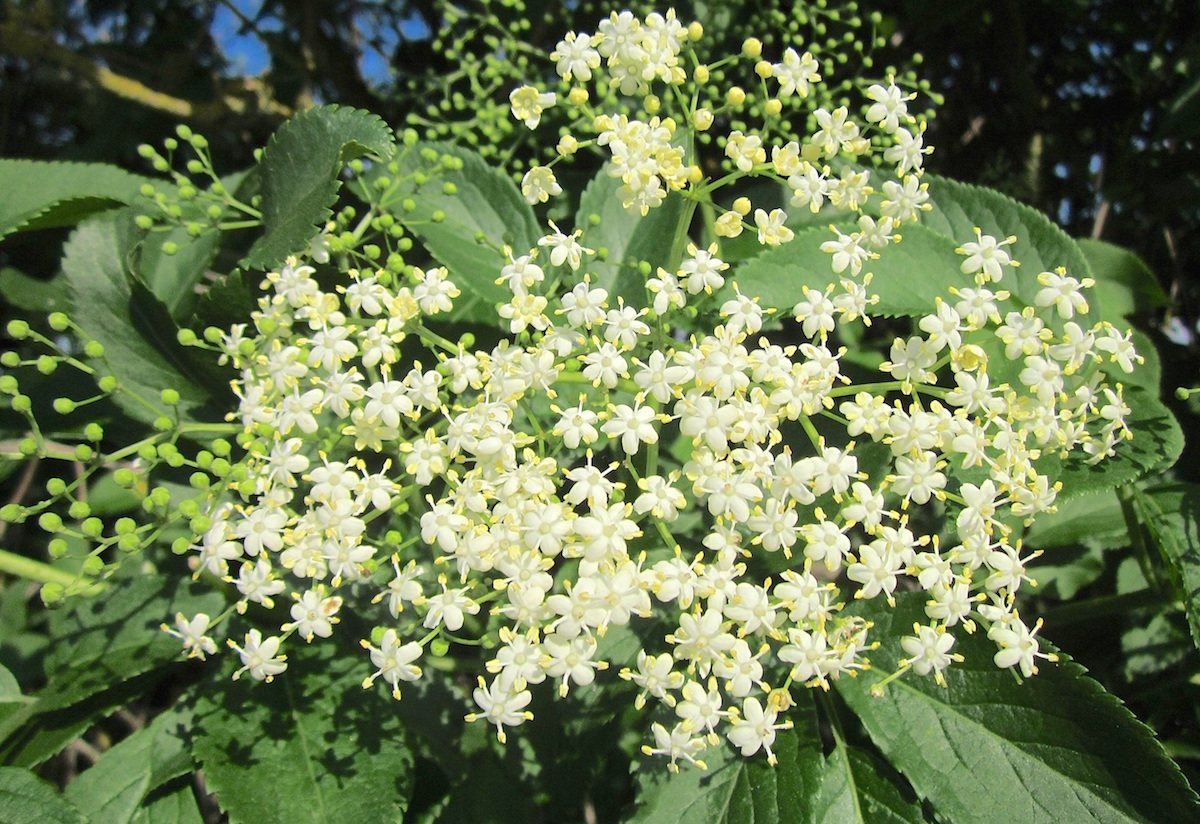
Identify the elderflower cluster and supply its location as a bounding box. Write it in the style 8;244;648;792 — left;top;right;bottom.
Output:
167;9;1142;772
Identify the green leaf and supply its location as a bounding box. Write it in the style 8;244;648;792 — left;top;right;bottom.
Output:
836;593;1200;824
0;268;71;313
576;168;688;301
131;778;205;824
63;704;194;824
1022;491;1127;550
626;693;823;823
1047;382;1183;500
1134;483;1200;652
1076;238;1168;323
917;175;1092;310
62;212;214;424
0;159;150;240
191;639;414;824
730;221;966;320
242;105;395;269
0;767;88;824
139;225;221;319
374;142;540;322
812;744;924;824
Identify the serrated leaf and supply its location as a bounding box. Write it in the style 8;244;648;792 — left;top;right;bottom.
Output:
1076;238;1168;323
812;745;924;824
372;142;539;322
0;767;88;824
1046;382;1183;500
0;159;150;240
730;222;965;319
626;693;823;823
191;640;413;824
62;212;213;425
1134;483;1200;652
242;105;395;269
917;175;1092;310
575;168;688;301
836;593;1200;824
63;704;193;824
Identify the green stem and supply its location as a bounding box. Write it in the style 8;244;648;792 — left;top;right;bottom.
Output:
0;548;104;593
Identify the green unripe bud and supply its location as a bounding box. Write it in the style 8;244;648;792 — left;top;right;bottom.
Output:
46;312;68;333
160;388;181;406
81;517;103;538
190;472;210;489
0;352;18;368
0;374;16;392
161;241;179;256
98;376;118;393
431;210;446;223
36;355;57;375
177;328;198;346
211;438;231;457
402;198;416;212
53;398;77;415
11;394;31;413
84;340;105;358
443;182;457;195
364;244;382;260
190;515;212;534
178;498;200;519
139;183;156;197
186;159;204;174
82;554;106;574
68;500;90;520
138;444;158;462
6;319;29;339
190;134;208;150
135;214;155;229
195;450;213;468
151;486;172;508
115;517;136;535
46;478;67;496
18;437;37;456
164;137;179;151
430;638;450;657
153;415;174;432
41;582;65;606
138;143;157;158
47;538;68;558
0;504;23;522
172;537;191;554
39;512;63;532
117;533;141;553
114;467;138;487
210;457;231;477
74;444;93;461
84;423;103;441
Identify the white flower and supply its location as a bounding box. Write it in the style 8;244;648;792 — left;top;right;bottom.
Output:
726;697;791;763
537;221;592;269
551;31;601;81
956;230;1017;283
772;48;820;97
467;672;533;743
509;85;556;129
229;629;287;682
521;166;563;204
362;629;423;699
162;612;218;660
900;623;961;683
286;588;342;642
601;402;660;455
754;208;794;247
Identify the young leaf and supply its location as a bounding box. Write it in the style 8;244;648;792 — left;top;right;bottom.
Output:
575;169;689;300
0;767;88;824
1134;483;1200;652
626;693;823;823
62;212;214;425
242;105;395;269
0;159;150;240
836;594;1200;823
191;639;414;824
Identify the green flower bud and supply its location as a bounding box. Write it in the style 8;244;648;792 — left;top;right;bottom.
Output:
160;388;181;406
115;517;136;535
0;352;18;369
84;423;104;441
68;500;90;520
38;512;63;532
74;444;93;462
41;582;65;606
36;355;57;375
84;340;105;358
81;517;103;538
172;537;191;554
0;504;24;522
114;467;138;487
11;394;31;413
98;376;118;393
48;312;69;331
153;415;174;432
6;319;29;339
53;398;76;415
